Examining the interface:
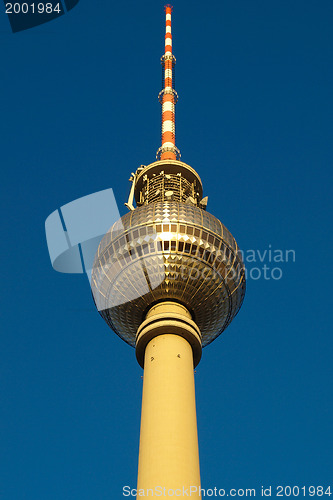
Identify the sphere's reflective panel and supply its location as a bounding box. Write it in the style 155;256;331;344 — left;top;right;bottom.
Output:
91;202;246;347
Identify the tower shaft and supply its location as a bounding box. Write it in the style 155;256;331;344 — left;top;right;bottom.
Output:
136;303;201;498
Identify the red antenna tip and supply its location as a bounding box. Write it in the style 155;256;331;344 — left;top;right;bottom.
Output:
164;4;173;12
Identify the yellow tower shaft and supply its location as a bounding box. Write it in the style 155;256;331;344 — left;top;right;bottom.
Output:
136;303;201;498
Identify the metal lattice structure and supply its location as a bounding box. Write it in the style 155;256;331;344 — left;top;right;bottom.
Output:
133;160;204;208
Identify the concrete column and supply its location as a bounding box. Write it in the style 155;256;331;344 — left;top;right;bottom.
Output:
136;302;201;498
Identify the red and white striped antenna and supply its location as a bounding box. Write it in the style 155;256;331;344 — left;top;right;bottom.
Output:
156;5;181;161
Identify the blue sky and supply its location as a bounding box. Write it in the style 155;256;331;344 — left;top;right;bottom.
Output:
1;1;332;498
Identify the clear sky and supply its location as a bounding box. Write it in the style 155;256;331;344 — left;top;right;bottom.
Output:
1;1;332;498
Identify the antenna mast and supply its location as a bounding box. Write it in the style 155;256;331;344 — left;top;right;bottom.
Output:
156;4;180;161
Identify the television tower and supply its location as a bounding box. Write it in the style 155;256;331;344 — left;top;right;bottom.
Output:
91;5;246;497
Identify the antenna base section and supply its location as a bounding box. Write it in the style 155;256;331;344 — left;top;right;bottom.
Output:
158;88;178;104
156;145;181;161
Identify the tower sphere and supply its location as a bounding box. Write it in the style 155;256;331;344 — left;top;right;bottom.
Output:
91;160;246;350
